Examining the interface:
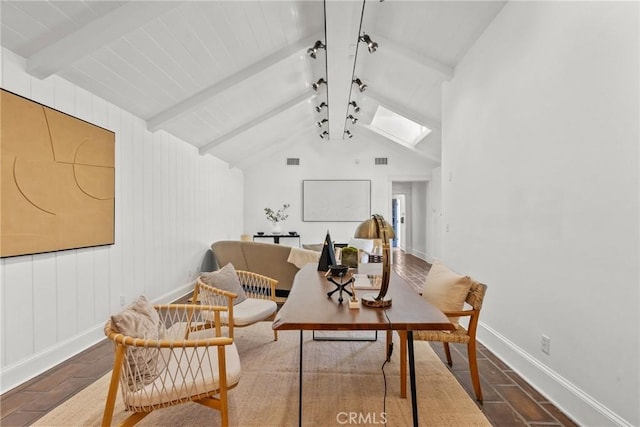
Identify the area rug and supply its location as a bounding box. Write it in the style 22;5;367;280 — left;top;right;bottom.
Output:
33;323;490;426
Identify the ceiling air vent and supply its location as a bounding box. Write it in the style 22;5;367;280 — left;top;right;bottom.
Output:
286;158;300;166
375;157;388;165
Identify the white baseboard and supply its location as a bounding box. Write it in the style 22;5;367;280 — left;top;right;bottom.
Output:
0;281;195;394
478;323;632;427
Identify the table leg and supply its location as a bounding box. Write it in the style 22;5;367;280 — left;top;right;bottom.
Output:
408;330;418;427
399;330;407;398
274;236;281;244
298;330;303;427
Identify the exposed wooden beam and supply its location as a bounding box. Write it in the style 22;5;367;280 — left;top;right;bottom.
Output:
363;88;441;131
27;2;180;79
199;92;313;155
148;33;321;131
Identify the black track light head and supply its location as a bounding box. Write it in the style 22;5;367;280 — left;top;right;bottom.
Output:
352;78;367;92
312;78;327;91
359;34;378;53
307;40;326;59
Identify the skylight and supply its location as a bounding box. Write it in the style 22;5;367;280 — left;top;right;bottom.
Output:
368;106;431;147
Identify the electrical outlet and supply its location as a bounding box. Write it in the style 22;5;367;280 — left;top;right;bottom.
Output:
541;335;551;355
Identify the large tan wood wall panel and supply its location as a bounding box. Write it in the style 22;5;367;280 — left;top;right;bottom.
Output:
1;89;115;257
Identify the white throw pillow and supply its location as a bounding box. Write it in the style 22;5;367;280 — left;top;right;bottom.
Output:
110;296;166;390
422;261;473;326
200;263;247;304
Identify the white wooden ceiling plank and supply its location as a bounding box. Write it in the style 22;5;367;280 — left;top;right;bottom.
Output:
141;19;202;90
241;2;278;55
107;38;183;107
161;4;224;85
60;60;155;118
0;2;49;53
199;92;313;155
259;1;295;45
179;4;229;81
200;2;246;70
218;1;262;68
147;33;320;131
124;29;200;97
9;1;66;28
26;1;182;79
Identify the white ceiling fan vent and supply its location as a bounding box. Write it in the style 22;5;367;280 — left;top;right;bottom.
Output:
375;157;388;165
286;158;300;166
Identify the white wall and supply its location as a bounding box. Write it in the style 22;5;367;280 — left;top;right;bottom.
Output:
242;133;435;246
442;2;639;426
0;50;244;393
427;167;442;262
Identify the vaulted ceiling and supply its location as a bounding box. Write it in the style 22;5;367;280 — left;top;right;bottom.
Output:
1;1;506;169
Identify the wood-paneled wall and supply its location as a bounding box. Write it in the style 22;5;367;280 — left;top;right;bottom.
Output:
0;50;243;392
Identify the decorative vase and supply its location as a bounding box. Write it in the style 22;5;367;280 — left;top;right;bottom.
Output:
271;222;282;234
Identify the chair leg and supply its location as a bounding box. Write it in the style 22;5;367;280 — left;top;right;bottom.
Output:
120;411;151;427
273;329;278;341
467;340;483;402
102;345;125;427
443;342;453;367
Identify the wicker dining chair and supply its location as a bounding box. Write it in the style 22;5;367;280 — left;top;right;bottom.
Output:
397;281;488;402
102;301;241;427
193;269;279;341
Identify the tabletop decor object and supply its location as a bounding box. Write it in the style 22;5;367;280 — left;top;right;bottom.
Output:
354;214;395;308
326;264;353;304
317;231;337;272
340;246;359;268
264;203;290;234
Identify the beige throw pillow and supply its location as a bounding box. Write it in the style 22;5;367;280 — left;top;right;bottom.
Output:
200;263;247;304
110;295;166;390
422;261;473;326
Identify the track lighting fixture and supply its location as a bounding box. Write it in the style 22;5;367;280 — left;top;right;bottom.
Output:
307;40;326;59
344;130;353;139
319;130;329;139
352;78;367;92
316;118;328;127
312;78;327;91
347;114;358;124
349;101;360;113
315;102;328;112
359;34;378;53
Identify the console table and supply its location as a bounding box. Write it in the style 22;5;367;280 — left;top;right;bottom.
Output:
253;233;300;246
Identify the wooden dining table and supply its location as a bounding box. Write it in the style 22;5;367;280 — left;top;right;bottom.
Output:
273;263;454;426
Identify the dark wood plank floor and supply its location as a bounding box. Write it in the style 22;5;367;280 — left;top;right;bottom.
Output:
0;249;578;426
